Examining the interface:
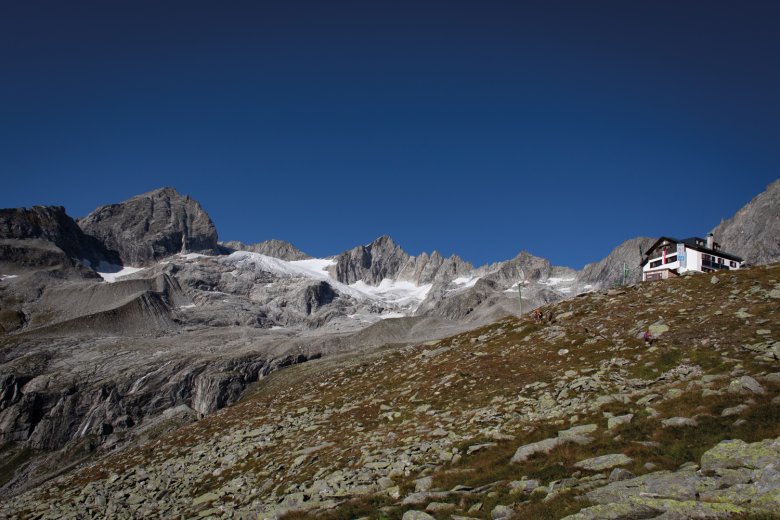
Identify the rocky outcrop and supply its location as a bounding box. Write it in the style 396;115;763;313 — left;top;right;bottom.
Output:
480;251;571;287
220;239;310;261
575;236;655;291
414;251;576;321
565;437;780;519
0;331;322;496
328;235;472;287
296;281;337;315
191;356;269;416
0;206;119;270
396;250;473;285
329;235;412;285
11;270;188;335
419;279;505;321
78;187;219;266
711;179;780;265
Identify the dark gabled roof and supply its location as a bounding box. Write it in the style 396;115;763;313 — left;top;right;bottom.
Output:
640;236;743;267
680;237;709;248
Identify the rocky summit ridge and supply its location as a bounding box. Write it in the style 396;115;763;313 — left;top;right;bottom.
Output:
220;240;311;261
77;187;220;266
2;261;779;519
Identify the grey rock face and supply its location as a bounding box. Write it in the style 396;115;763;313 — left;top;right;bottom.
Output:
0;206;119;270
397;250;473;285
576;237;655;291
78;187;218;266
418;278;505;321
329;235;412;285
220;239;310;261
2;268;188;336
711;179;780;265
328;235;473;287
0;327;324;493
480;251;560;287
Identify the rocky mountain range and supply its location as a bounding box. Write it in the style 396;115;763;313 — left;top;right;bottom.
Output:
0;180;778;501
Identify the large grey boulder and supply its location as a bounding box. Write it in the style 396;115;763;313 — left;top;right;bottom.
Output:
574;453;633;471
511;430;593;464
700;437;780;472
78;187;218;266
711;179;780;266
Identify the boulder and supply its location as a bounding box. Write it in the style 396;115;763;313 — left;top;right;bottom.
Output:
607;414;633;430
727;376;765;395
661;417;698;428
511;432;592;464
574;454;633;471
402;511;435;520
700;438;780;472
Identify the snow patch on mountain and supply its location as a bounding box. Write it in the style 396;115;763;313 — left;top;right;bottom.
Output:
222;251;432;311
226;251;332;280
350;279;432;309
450;275;480;290
289;258;338;278
179;252;210;260
95;263;146;283
539;276;577;294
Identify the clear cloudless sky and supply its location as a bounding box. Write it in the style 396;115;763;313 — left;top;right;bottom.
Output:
1;1;778;268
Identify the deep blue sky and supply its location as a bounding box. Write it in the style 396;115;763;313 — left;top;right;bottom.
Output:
1;1;778;268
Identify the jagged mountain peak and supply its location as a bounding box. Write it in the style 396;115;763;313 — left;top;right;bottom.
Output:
365;234;404;252
78;187;219;266
137;186;181;197
329;235;411;285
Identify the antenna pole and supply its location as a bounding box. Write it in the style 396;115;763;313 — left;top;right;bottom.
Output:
517;282;522;316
